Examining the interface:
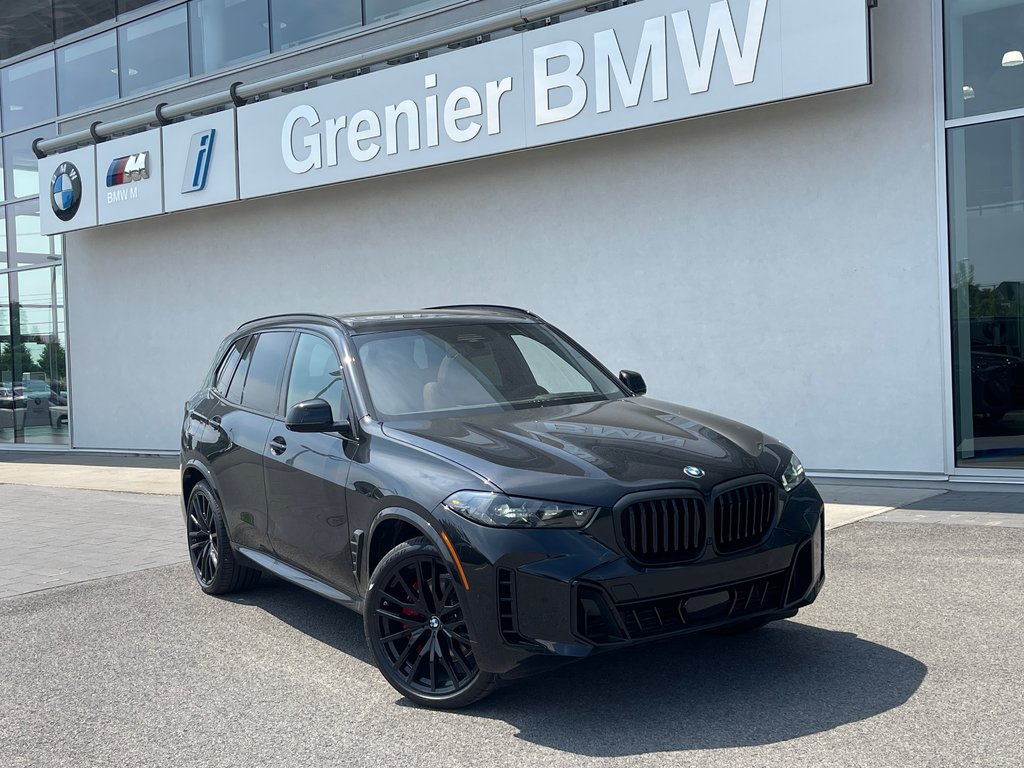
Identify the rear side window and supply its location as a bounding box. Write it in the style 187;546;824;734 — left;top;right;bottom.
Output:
214;337;247;393
225;336;256;404
240;332;293;414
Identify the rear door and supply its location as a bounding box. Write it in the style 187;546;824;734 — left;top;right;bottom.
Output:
264;331;354;592
203;331;293;552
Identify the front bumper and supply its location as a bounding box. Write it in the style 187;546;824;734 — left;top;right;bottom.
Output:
437;480;826;677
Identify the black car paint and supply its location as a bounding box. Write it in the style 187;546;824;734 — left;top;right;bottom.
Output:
181;309;825;678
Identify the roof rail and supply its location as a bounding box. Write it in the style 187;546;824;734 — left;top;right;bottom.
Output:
425;304;543;320
236;313;343;331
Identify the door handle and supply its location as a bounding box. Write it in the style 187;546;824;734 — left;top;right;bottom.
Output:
269;436;287;455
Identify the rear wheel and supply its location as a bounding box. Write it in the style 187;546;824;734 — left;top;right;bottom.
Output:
185;480;261;595
365;537;498;708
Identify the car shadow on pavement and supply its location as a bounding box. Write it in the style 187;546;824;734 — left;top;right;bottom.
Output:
463;620;926;756
219;575;375;665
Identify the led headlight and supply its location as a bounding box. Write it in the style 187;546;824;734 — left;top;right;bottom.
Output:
442;491;597;529
780;452;806;492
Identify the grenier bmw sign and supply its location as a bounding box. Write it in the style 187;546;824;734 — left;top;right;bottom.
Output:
39;0;870;235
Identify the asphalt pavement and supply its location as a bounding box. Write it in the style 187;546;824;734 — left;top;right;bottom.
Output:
1;485;1022;767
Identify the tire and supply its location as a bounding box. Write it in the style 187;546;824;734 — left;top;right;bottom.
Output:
185;480;261;595
364;537;498;708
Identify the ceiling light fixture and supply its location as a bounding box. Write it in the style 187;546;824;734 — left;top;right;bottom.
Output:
1002;50;1024;67
963;85;975;99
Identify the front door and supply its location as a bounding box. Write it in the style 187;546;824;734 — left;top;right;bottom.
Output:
264;332;355;593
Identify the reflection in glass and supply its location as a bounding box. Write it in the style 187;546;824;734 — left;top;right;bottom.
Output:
0;267;68;445
118;6;190;96
945;0;1024;119
949;117;1024;468
53;0;117;40
270;0;361;51
57;32;119;114
365;0;446;24
8;200;62;268
4;126;56;200
118;0;166;15
0;216;6;269
0;54;57;133
0;0;54;61
191;0;270;75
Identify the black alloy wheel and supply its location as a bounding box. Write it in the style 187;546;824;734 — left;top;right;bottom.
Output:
365;537;497;708
185;481;261;595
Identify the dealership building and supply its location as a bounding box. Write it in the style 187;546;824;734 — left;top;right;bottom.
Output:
0;0;1021;486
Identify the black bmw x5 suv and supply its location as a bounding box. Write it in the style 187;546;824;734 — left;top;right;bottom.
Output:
181;306;825;707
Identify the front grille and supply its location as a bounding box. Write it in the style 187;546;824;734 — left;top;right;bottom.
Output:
620;496;705;565
617;571;787;640
713;482;776;554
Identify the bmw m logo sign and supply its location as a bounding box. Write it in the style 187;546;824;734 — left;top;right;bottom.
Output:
106;152;149;187
50;161;82;222
683;466;705;478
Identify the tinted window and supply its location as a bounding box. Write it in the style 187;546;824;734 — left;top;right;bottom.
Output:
225;335;255;404
287;333;347;420
215;337;247;392
1;54;57;132
0;1;54;61
118;6;189;97
191;0;270;75
57;31;119;114
241;331;292;414
4;126;56;200
270;0;360;51
54;0;117;40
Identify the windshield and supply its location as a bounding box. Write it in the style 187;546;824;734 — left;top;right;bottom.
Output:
353;322;625;418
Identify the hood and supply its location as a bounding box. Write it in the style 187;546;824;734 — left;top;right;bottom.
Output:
382;396;788;507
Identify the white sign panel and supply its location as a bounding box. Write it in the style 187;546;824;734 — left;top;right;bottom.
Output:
95;131;163;225
238;0;869;199
38;0;871;234
163;110;238;213
38;145;98;234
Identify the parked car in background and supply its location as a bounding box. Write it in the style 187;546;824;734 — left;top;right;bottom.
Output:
180;306;825;707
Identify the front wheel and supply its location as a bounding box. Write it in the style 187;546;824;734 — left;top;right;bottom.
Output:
364;537;498;708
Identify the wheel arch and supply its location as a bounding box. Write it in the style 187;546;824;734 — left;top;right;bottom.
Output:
181;459;220;509
365;507;448;586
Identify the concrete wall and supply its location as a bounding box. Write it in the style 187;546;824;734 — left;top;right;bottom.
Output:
64;0;946;474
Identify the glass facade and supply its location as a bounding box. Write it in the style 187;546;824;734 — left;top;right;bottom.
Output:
2;2;460;118
947;0;1024;469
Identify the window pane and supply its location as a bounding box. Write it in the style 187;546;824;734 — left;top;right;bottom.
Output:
0;267;68;446
57;32;119;114
1;54;57;133
118;0;166;15
270;0;360;52
365;0;447;25
225;336;255;404
0;215;7;269
949;117;1024;468
215;337;247;393
191;0;270;75
8;200;63;268
241;331;292;413
0;1;54;62
118;6;189;97
945;0;1024;119
4;125;56;200
53;0;117;40
287;334;345;420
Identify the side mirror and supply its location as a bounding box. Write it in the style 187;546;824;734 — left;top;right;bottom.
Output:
619;370;647;396
285;398;351;435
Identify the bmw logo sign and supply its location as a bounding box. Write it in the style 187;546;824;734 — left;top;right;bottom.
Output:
683;466;705;478
50;161;82;222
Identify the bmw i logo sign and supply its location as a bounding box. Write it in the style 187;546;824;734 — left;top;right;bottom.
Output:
50;161;82;222
683;466;705;478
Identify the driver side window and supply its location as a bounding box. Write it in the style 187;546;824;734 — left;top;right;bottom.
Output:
286;334;347;421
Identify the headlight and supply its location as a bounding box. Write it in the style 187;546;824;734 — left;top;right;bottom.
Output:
780;453;806;492
442;491;597;529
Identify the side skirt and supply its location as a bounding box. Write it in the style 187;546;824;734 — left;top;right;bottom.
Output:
237;546;363;613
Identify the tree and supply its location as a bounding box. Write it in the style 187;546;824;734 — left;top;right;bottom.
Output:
0;343;41;380
37;341;66;386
